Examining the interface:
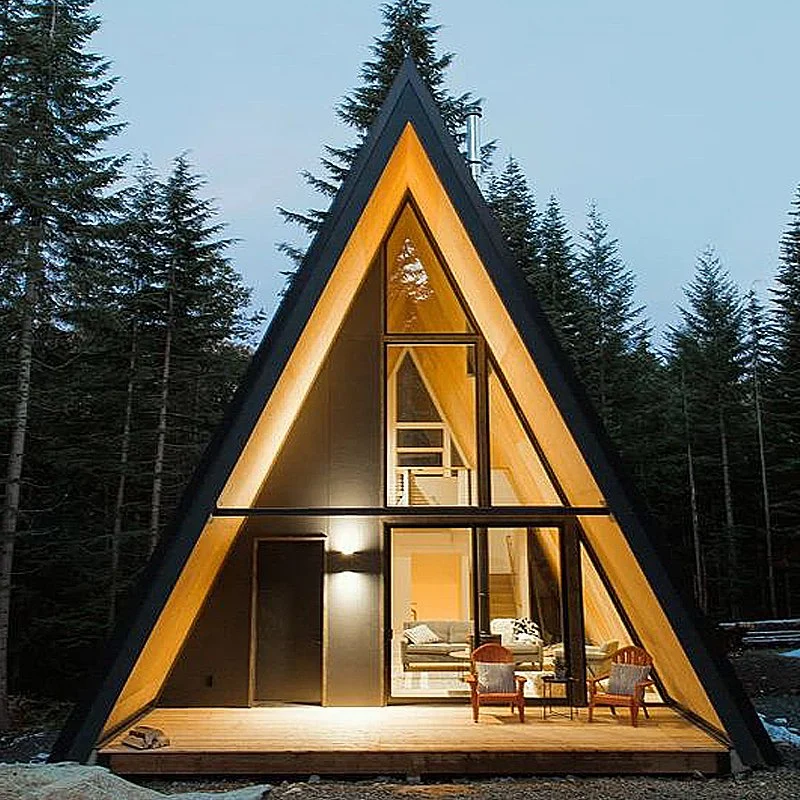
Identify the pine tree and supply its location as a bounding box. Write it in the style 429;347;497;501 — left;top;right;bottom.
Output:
668;249;748;617
105;157;165;625
144;154;258;552
538;196;588;360
0;0;124;728
574;203;646;439
745;289;777;616
279;0;471;250
769;184;800;615
485;156;540;283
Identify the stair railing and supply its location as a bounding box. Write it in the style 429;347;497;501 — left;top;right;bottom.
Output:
505;534;521;617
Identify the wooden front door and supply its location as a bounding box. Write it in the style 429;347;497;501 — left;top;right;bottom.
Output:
253;539;324;703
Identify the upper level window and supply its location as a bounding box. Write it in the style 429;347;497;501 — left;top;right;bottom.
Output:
387;347;476;506
384;201;565;509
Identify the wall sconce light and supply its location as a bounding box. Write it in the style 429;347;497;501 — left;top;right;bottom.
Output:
327;549;380;574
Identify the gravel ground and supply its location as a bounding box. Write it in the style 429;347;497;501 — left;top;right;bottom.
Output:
143;770;800;800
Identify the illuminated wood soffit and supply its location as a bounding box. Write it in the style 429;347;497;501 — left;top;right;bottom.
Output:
217;123;605;510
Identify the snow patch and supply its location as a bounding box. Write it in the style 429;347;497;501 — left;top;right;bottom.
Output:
759;713;800;747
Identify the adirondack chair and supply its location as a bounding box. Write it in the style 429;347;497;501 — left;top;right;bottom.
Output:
463;643;527;723
587;645;654;727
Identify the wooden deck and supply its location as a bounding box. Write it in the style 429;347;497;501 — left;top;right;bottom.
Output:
99;705;729;776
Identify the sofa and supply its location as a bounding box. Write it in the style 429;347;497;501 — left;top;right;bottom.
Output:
401;620;471;670
401;620;544;671
545;639;619;677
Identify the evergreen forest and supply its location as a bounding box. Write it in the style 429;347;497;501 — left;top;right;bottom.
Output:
1;0;798;728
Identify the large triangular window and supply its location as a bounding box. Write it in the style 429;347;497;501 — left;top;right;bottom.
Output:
384;201;564;508
386;204;472;333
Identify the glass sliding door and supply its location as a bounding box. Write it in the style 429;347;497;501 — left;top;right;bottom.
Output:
486;527;564;697
389;528;473;699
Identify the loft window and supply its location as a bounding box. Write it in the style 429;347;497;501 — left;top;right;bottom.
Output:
387;348;475;506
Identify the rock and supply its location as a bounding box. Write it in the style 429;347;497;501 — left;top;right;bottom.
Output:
0;764;272;800
406;774;422;784
307;774;321;784
0;762;162;800
174;786;272;800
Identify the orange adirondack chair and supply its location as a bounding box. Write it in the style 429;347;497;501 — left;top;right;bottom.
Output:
587;645;654;727
464;643;527;723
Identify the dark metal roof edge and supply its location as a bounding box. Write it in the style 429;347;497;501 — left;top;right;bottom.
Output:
52;57;776;767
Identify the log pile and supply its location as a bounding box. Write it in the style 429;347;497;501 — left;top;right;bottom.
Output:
718;618;800;650
121;725;170;750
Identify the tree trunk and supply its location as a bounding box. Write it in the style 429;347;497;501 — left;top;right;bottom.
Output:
681;374;706;612
148;283;174;556
718;407;737;617
0;255;39;730
108;322;138;629
752;347;777;617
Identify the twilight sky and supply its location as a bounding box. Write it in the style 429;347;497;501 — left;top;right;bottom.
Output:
92;0;800;342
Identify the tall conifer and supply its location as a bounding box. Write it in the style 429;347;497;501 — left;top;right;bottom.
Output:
145;155;257;552
574;203;646;438
668;249;748;617
486;156;540;284
745;290;777;616
0;0;124;728
769;184;800;614
279;0;470;252
538;196;588;360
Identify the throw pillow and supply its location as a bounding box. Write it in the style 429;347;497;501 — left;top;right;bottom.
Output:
489;617;515;645
512;617;540;642
475;662;516;693
607;663;650;695
403;624;441;645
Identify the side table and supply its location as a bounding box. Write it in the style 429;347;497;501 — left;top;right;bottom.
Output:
541;675;577;720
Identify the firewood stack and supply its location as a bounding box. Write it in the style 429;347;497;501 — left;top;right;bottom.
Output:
121;725;170;749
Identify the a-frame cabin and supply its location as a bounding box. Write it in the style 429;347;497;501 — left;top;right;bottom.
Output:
53;59;776;776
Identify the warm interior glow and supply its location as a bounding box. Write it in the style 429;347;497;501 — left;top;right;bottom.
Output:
390;528;472;699
386;203;470;333
489;370;561;505
387;346;476;505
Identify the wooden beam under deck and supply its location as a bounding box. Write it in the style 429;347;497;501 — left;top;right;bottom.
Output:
99;705;729;776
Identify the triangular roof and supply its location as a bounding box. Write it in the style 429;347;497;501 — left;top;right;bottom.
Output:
52;57;776;767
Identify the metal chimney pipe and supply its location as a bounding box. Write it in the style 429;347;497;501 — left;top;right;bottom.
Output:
465;103;482;182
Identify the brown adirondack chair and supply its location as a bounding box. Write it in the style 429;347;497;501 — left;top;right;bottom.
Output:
464;643;527;723
587;645;654;727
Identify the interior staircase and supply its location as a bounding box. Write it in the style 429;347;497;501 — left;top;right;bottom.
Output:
489;573;518;618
